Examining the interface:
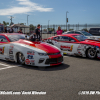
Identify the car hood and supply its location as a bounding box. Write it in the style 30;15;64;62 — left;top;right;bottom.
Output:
14;39;60;53
87;36;100;40
80;39;100;46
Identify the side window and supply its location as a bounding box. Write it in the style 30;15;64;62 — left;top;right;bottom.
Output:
69;37;76;42
59;36;69;41
53;36;60;40
53;37;57;40
75;32;81;34
0;36;8;42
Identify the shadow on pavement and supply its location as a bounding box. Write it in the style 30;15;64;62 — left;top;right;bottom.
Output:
64;54;100;61
0;59;70;71
19;63;70;71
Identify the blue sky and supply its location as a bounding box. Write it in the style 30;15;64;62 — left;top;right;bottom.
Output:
0;0;100;26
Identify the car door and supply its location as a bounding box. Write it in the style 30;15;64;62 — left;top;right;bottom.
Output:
0;35;9;59
51;36;60;46
55;36;80;55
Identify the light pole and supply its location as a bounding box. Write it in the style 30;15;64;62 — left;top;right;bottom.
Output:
10;16;14;26
48;20;50;32
66;11;69;31
27;15;29;26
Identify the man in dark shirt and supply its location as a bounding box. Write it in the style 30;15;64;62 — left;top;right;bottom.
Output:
35;24;41;41
29;24;41;42
4;27;7;33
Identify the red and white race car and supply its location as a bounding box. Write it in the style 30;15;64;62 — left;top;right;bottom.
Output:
0;33;63;67
43;34;100;59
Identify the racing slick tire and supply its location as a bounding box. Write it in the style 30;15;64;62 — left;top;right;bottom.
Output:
17;52;25;65
86;48;97;59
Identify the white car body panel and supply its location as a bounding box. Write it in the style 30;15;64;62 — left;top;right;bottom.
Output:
0;41;63;67
52;40;80;55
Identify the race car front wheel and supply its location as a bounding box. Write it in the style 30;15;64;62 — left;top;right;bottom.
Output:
17;52;25;64
86;48;97;59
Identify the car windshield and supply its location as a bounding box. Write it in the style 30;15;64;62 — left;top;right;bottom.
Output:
81;31;92;36
73;35;88;41
7;34;26;42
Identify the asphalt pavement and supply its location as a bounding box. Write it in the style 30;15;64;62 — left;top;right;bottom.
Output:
0;55;100;100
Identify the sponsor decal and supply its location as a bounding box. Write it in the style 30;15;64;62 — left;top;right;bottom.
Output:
63;52;67;54
25;59;30;65
30;60;35;65
78;44;84;48
10;45;14;49
9;45;14;54
0;47;5;54
96;46;99;48
9;51;13;54
77;44;85;54
9;55;14;60
60;45;73;51
27;51;34;55
96;46;100;51
30;60;34;63
67;53;70;55
27;55;33;59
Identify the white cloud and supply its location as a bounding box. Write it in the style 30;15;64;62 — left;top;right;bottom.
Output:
0;0;53;15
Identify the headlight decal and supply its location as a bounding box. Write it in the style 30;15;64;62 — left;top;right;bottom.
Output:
38;53;47;56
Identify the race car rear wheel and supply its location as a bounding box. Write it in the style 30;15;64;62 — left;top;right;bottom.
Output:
86;48;97;59
17;52;25;64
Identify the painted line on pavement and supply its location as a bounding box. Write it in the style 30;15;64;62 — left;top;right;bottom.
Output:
0;63;21;71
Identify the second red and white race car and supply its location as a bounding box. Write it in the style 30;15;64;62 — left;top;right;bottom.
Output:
43;34;100;59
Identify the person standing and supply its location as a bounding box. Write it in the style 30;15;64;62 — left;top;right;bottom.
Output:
4;27;7;33
56;26;63;35
9;27;14;33
18;28;23;34
35;24;41;41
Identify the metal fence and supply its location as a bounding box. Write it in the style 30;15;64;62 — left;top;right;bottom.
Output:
41;24;100;31
40;24;100;39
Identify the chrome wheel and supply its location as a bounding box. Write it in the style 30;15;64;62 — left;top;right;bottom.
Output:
87;48;96;59
17;52;25;64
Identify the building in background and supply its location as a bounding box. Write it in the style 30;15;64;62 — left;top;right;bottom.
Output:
7;24;30;34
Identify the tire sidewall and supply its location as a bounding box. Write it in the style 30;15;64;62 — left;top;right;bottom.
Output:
86;48;97;59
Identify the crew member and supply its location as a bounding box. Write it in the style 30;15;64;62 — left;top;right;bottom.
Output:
56;26;63;35
18;28;23;34
4;27;7;33
9;27;14;33
35;24;41;41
